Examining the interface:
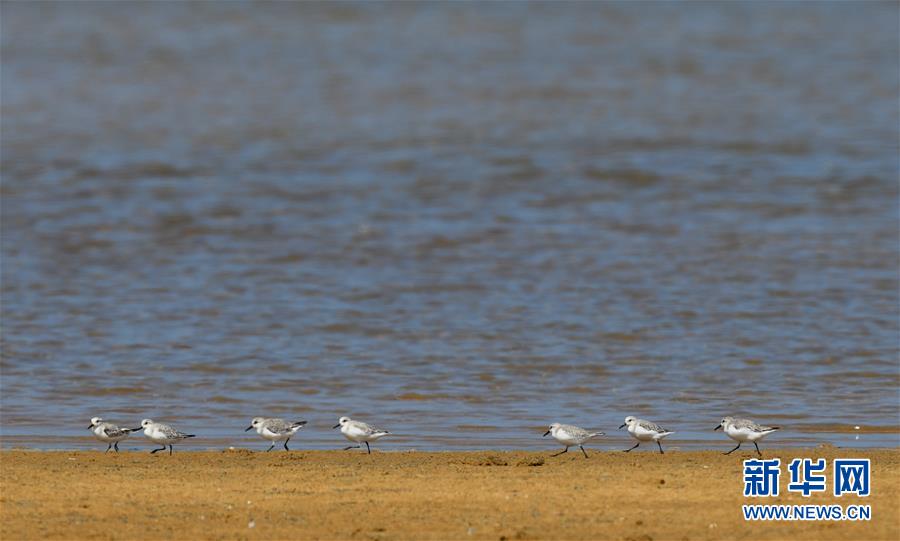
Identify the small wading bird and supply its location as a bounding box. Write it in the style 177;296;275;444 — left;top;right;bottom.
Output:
140;419;195;455
715;416;780;457
543;423;605;458
245;417;307;451
333;416;390;454
619;416;675;454
88;417;141;453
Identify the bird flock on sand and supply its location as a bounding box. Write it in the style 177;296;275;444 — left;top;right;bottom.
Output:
89;415;780;457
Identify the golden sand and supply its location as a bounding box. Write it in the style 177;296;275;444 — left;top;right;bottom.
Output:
1;448;897;540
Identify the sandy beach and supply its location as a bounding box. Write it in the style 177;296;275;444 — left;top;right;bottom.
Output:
1;448;896;540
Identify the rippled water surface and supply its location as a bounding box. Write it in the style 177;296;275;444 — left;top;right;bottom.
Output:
1;3;898;451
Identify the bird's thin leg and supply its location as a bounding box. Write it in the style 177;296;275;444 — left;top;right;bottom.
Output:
151;446;166;454
168;445;173;456
624;442;640;452
114;442;119;453
284;438;290;451
724;443;741;455
657;441;664;454
343;445;360;451
550;447;569;457
579;445;589;459
105;444;112;453
754;442;762;457
365;442;371;454
266;443;275;452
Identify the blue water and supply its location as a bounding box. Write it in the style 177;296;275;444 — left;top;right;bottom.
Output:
1;2;898;451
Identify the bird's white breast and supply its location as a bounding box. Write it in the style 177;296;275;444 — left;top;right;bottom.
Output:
725;425;753;442
629;424;655;441
92;425;113;442
261;426;292;441
145;426;170;443
342;424;367;442
552;429;580;445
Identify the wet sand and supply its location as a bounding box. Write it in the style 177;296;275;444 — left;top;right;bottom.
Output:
1;448;897;540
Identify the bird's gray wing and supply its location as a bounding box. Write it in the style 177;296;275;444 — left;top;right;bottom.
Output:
732;418;776;432
103;425;130;438
263;419;290;433
573;427;593;439
638;420;669;433
364;423;389;435
159;424;190;438
562;425;595;440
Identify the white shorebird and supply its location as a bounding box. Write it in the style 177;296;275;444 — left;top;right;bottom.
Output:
715;416;780;457
140;419;195;455
543;423;605;458
245;417;307;452
88;417;141;453
333;417;390;454
619;416;674;454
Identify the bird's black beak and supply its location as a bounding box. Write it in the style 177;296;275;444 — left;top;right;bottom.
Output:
618;423;626;429
713;425;722;430
333;424;341;429
542;430;550;437
245;425;253;432
87;424;93;429
130;427;142;431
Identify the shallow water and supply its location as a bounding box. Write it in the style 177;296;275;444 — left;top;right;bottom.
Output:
1;2;898;451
